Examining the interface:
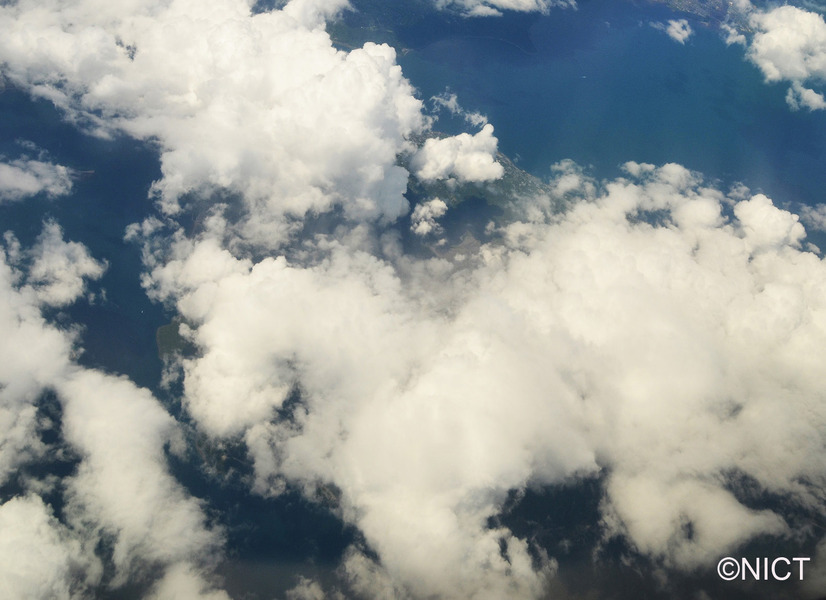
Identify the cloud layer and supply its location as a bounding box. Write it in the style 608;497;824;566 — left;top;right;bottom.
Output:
3;0;826;598
431;0;575;18
137;160;826;597
412;124;504;183
0;158;74;203
1;224;226;597
743;5;826;110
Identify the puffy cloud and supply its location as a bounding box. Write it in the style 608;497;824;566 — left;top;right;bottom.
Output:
285;576;327;600
653;19;693;44
747;5;826;110
58;369;223;582
410;198;448;236
0;495;97;600
0;228;226;596
464;162;826;571
547;158;596;201
666;19;693;44
0;221;106;488
0;158;74;202
145;228;592;597
147;563;231;600
0;235;75;483
733;192;805;251
603;477;785;568
799;203;826;232
786;80;826;110
0;0;536;248
722;22;747;46
412;124;504;183
749;6;826;81
25;221;107;306
0;0;427;245
282;0;350;29
140;159;826;596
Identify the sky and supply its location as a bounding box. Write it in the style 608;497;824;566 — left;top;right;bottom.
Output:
2;0;826;599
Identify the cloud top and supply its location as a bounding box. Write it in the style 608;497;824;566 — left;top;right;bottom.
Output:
432;0;576;17
0;158;74;202
0;225;227;597
136;160;826;597
0;0;428;245
412;124;504;183
747;5;826;110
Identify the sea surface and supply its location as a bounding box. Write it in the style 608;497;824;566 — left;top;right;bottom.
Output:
0;87;166;390
2;1;825;598
396;0;826;211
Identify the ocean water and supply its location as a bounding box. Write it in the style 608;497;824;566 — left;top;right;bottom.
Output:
1;86;351;599
397;0;826;211
0;87;166;389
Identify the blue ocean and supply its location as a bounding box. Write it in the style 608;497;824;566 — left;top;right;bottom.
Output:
2;0;824;598
398;0;826;210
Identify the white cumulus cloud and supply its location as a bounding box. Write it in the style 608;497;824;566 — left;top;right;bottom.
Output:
25;221;107;307
667;19;693;44
135;159;826;597
0;0;427;245
0;495;97;600
431;92;488;127
0;228;228;597
412;124;504;183
411;198;448;236
0;158;74;202
654;19;693;44
747;5;826;110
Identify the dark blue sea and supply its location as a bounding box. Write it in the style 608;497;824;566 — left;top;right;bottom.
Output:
397;0;826;211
